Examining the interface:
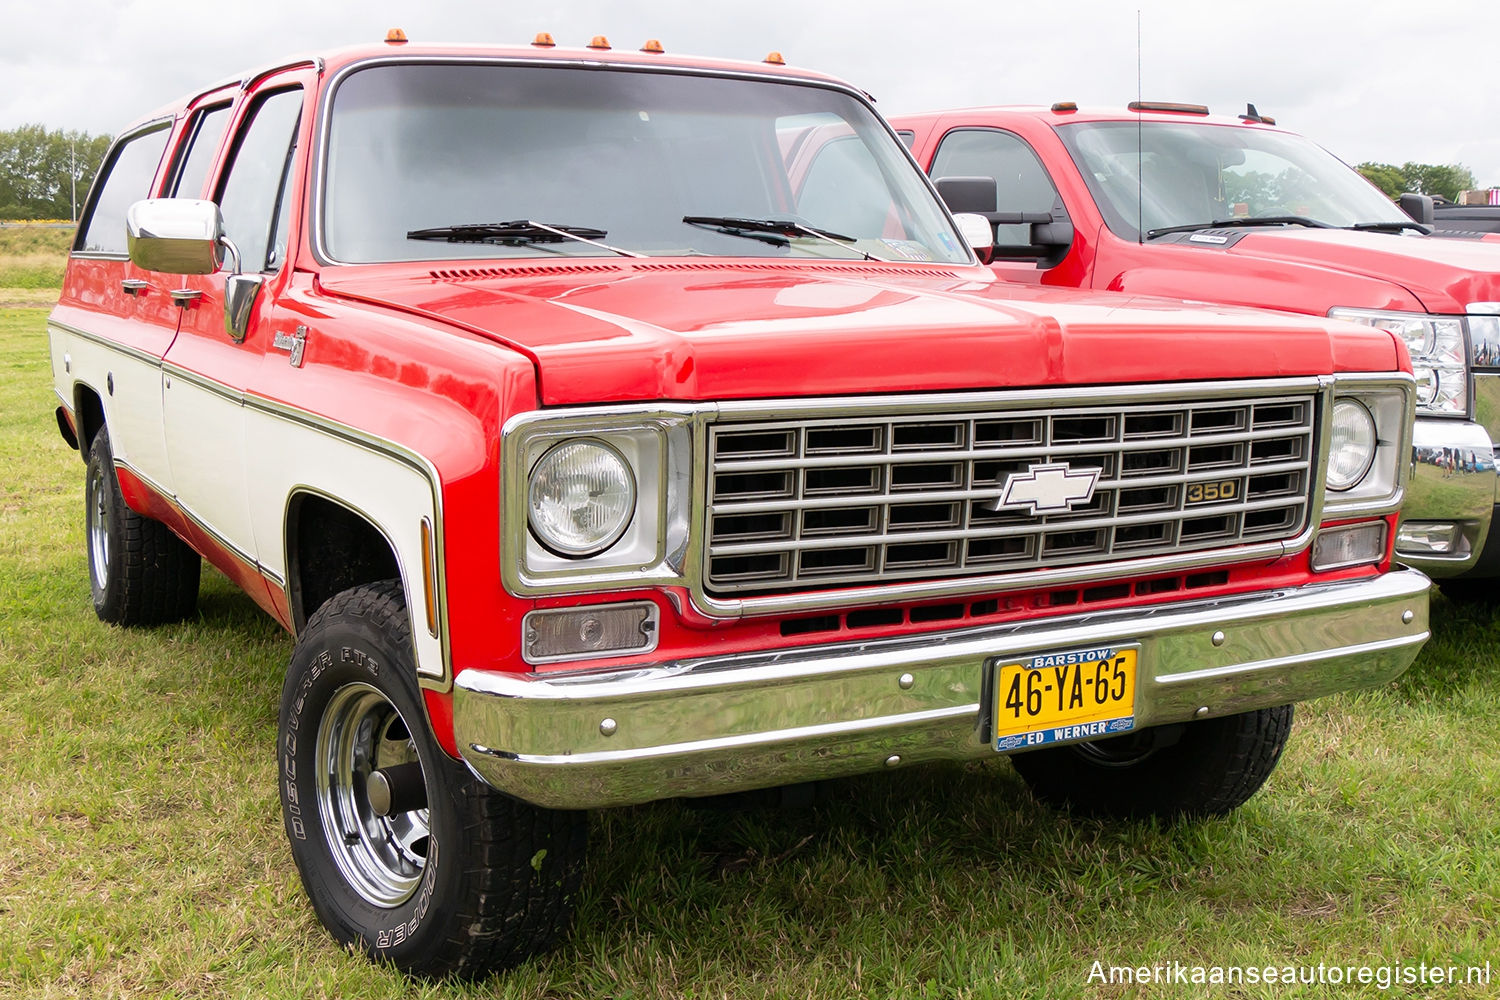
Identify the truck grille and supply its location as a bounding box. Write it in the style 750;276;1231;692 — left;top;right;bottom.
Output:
705;394;1317;595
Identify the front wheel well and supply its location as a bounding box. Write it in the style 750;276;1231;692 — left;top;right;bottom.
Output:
286;492;402;633
73;385;106;459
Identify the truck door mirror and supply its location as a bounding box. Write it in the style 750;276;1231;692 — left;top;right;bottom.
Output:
125;198;225;275
952;213;995;258
1399;193;1435;226
935;176;998;214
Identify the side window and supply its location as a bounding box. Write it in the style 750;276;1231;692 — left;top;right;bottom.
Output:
75;124;172;255
168;103;233;199
931;129;1060;244
215;88;302;273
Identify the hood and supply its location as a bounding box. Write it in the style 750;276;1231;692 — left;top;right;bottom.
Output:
1207;228;1500;315
317;260;1401;406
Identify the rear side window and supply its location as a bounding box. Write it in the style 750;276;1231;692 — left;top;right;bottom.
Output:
216;88;303;273
75;123;172;255
169;103;233;198
931;128;1061;243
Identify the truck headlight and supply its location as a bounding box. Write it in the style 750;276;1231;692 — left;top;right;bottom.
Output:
528;439;636;556
502;407;695;596
1329;308;1467;417
1320;378;1414;517
1326;398;1377;491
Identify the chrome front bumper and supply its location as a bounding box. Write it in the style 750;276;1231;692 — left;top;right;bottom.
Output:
1397;417;1495;577
454;570;1431;809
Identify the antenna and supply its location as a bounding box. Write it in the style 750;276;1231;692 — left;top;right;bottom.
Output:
1137;9;1144;245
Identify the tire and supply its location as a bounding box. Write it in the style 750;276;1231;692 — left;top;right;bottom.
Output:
84;427;200;625
1009;705;1293;820
278;580;587;979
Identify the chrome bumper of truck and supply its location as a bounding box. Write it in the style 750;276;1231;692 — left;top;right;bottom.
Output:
454;570;1431;809
1397;417;1495;577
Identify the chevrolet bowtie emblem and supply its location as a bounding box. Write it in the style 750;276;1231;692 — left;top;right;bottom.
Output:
990;462;1100;514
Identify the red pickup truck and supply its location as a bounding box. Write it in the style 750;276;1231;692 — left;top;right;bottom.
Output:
50;43;1427;976
892;104;1500;591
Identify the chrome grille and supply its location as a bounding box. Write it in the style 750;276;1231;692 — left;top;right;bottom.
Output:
705;395;1317;594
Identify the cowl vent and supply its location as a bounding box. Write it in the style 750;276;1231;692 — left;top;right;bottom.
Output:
430;261;963;281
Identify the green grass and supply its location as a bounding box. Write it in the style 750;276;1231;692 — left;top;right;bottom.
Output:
0;226;71;290
2;306;1498;998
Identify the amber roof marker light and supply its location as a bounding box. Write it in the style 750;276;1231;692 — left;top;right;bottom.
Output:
764;51;786;65
531;32;556;48
1127;101;1210;115
641;39;665;53
588;35;611;50
1050;101;1078;113
384;28;408;45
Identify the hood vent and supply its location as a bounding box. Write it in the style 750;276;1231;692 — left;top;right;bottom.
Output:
430;263;625;280
430;261;963;281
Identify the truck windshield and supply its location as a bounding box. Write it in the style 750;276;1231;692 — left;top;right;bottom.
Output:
321;63;968;264
1055;120;1412;241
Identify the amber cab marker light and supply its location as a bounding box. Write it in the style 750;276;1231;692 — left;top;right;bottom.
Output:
588;35;611;50
1050;101;1078;113
641;39;665;53
384;28;408;45
532;32;556;47
764;50;785;65
420;517;438;638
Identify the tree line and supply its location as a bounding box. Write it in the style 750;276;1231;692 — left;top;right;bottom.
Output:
0;124;113;221
1356;161;1477;203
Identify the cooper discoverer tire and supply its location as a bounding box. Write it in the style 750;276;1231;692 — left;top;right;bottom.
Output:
1009;705;1294;819
84;427;200;625
278;580;587;978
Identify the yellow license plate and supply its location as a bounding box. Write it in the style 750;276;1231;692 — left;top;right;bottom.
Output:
992;645;1138;752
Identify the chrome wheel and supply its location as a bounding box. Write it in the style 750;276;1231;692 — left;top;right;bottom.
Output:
315;682;431;906
87;463;111;593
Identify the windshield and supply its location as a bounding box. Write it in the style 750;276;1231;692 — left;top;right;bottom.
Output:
1055;120;1411;241
321;63;968;264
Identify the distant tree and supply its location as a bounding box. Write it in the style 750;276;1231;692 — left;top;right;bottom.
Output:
1400;161;1476;202
1355;162;1406;199
0;125;112;220
1357;160;1477;202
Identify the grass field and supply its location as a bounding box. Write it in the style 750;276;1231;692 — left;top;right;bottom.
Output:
0;227;72;293
2;297;1498;998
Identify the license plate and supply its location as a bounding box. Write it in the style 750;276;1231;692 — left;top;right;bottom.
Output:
991;645;1138;752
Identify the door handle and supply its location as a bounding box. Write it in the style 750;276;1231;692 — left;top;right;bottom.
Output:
121;278;149;296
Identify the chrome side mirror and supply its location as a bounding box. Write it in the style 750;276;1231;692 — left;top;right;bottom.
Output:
125;198;262;343
126;199;224;275
952;213;995;251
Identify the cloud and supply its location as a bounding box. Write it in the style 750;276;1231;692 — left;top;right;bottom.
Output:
4;0;1496;184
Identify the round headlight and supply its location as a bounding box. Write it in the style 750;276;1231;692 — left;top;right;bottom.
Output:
528;440;636;556
1326;399;1377;491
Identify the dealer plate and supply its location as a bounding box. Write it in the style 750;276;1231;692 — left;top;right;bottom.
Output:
991;645;1138;752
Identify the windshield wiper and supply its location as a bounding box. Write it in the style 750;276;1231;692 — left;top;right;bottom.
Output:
1146;215;1336;239
1346;220;1432;234
406;221;643;257
682;215;883;261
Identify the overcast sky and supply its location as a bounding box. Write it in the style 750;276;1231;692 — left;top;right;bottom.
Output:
7;0;1499;185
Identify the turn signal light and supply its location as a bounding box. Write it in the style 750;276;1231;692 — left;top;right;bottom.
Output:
1311;522;1387;572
